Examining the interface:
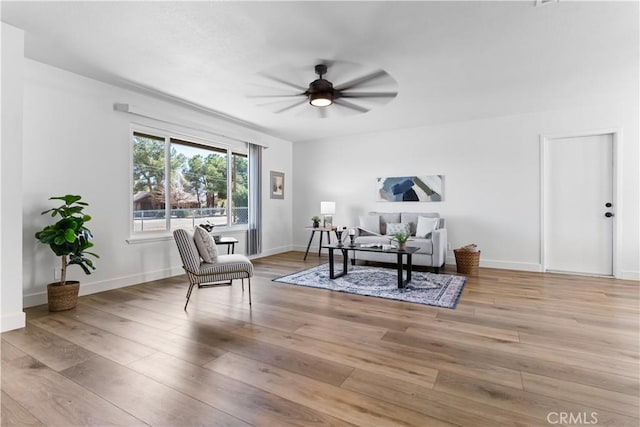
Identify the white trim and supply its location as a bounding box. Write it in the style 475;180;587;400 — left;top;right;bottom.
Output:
620;271;640;281
540;128;622;279
545;269;614;278
227;148;232;228
286;250;544;272
130;122;248;153
249;245;294;260
539;134;545;273
612;130;623;279
126;234;174;244
115;103;269;148
23;266;185;308
126;225;248;244
446;256;542;272
129;127;135;237
164;134;171;231
1;312;26;333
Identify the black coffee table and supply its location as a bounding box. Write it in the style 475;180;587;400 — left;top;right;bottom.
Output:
322;244;419;289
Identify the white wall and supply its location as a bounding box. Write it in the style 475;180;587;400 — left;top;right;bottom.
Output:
293;100;639;279
261;141;293;256
1;23;27;331
21;59;293;309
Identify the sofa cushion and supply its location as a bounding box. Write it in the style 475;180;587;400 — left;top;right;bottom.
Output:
385;222;411;236
199;254;253;275
377;212;401;235
354;235;434;254
193;226;219;263
355;235;393;245
410;238;434;255
358;215;381;235
416;216;439;238
400;212;439;235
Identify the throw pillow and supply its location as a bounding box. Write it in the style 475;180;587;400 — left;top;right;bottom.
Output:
415;216;439;238
385;222;411;236
358;215;381;235
193;227;219;263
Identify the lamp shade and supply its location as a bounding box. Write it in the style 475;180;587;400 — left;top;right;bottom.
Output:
320;201;336;215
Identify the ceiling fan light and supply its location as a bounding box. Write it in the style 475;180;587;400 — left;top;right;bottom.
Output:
309;92;333;107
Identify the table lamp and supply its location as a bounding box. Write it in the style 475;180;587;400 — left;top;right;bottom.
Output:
320;201;335;228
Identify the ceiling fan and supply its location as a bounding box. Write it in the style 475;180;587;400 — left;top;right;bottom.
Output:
251;63;398;117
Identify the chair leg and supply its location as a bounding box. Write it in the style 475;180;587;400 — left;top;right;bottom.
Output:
241;278;244;291
248;277;252;306
184;282;196;310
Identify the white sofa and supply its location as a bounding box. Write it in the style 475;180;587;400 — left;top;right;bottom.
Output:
352;212;447;272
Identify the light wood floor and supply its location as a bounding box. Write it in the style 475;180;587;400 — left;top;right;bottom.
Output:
2;252;639;426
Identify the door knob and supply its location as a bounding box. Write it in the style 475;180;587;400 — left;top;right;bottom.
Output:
605;212;614;218
605;202;612;208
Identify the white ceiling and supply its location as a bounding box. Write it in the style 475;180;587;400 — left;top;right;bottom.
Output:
2;1;638;142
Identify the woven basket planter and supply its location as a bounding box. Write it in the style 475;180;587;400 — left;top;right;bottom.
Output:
454;250;481;275
47;281;80;312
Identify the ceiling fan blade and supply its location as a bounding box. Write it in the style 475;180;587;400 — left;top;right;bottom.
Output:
334;70;388;91
258;72;307;92
334;99;370;113
339;91;397;99
256;98;305;108
274;98;308;114
247;94;305;98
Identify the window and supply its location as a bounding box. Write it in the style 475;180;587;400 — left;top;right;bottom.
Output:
132;130;248;234
132;133;167;232
231;153;248;225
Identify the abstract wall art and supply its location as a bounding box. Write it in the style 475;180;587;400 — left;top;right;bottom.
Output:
376;175;444;202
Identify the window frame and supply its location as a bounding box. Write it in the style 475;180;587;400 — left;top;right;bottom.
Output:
129;124;248;242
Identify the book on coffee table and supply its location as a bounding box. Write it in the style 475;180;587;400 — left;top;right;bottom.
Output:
359;243;398;251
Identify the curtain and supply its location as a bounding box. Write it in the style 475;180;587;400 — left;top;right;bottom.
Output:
247;143;262;255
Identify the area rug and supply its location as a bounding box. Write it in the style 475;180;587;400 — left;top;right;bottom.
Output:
273;264;466;309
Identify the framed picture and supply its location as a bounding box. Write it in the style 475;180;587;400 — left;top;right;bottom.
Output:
270;171;285;199
375;175;444;202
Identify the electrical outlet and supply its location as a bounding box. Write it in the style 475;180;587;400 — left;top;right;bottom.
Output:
447;242;452;252
53;268;60;281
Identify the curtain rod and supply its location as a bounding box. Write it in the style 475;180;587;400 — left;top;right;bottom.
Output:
114;103;269;148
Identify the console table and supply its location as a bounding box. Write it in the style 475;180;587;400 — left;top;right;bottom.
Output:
214;236;238;254
303;226;338;260
323;243;419;289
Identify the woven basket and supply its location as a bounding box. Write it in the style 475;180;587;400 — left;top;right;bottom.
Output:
47;281;80;312
454;250;481;275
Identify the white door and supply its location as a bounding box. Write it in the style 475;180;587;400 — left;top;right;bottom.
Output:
544;133;614;276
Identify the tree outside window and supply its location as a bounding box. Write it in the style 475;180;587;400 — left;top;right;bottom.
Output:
132;131;248;233
231;153;248;225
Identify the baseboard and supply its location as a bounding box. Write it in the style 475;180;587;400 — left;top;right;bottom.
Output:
292;244;334;257
22;247;300;308
620;271;640;281
292;250;544;272
250;245;294;259
445;256;543;272
22;253;626;309
1;311;26;332
23;266;185;308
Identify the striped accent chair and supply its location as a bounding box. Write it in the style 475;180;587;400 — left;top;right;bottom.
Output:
173;229;253;310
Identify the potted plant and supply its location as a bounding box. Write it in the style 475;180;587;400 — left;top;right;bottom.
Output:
311;215;321;228
35;195;98;311
393;232;411;250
